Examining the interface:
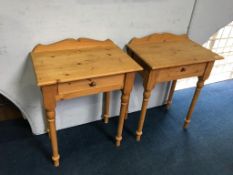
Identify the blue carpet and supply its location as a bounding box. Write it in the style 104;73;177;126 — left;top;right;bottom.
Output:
0;79;233;175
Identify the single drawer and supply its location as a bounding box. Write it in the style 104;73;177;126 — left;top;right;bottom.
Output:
58;74;124;99
156;63;206;82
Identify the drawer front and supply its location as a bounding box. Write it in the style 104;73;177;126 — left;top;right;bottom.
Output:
156;63;206;82
58;74;124;99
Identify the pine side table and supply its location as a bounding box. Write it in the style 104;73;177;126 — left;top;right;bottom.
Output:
31;38;142;166
126;33;223;141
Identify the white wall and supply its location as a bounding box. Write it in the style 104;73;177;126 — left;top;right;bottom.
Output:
189;0;233;44
0;0;232;135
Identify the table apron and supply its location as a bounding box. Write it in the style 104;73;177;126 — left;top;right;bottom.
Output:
155;63;207;82
56;74;125;100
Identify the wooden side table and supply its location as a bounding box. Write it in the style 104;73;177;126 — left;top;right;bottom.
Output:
31;38;142;166
127;33;223;141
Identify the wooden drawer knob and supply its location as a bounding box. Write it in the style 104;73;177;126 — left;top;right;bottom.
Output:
180;67;186;72
89;81;96;87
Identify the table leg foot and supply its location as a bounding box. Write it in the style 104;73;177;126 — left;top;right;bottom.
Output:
52;155;60;167
136;131;142;141
103;114;109;124
183;119;190;129
165;101;172;109
115;136;122;147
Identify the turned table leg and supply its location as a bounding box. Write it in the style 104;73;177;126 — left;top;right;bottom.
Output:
116;73;135;146
183;77;205;128
165;80;177;109
103;92;111;124
136;72;155;141
46;110;60;167
136;89;152;141
42;85;60;167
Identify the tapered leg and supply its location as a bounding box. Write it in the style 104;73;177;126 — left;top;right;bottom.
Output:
136;89;152;141
42;85;60;167
136;71;155;141
47;110;60;167
165;80;177;109
116;91;130;146
103;92;111;124
183;77;205;128
115;73;135;146
183;61;214;128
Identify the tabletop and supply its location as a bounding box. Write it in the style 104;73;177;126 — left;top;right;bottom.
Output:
31;38;142;86
127;33;223;70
